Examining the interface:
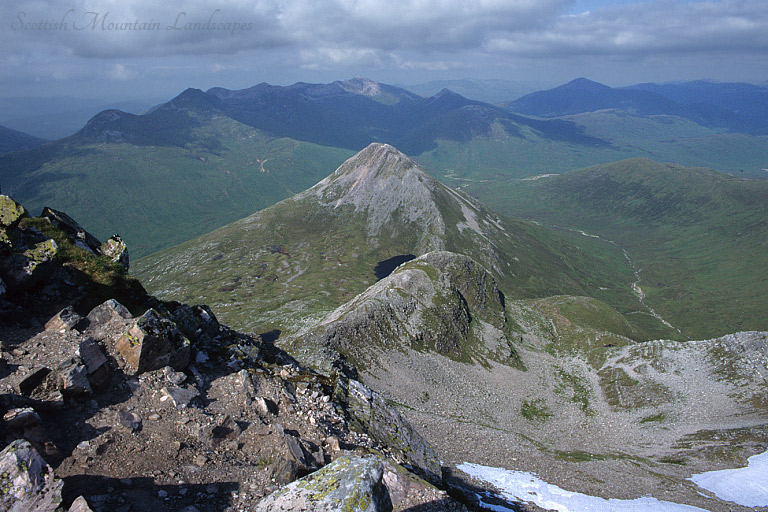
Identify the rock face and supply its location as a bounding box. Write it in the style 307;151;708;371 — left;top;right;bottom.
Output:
0;194;27;227
0;216;58;294
115;308;191;374
334;378;443;485
0;439;63;512
255;455;391;512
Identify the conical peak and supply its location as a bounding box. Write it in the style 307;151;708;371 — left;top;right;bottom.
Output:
310;143;434;201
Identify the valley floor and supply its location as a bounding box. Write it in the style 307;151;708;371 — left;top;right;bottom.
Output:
362;331;768;512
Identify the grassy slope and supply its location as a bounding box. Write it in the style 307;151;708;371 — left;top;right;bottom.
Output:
463;158;768;339
415;113;768;179
0;118;352;257
135;163;672;341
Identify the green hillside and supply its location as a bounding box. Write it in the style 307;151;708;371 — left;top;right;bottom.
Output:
0;117;351;257
415;112;768;180
135;144;668;340
462;158;768;338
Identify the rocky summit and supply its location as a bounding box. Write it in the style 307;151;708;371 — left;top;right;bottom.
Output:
0;196;473;511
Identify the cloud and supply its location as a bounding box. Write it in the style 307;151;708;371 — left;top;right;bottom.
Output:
1;0;767;98
486;0;768;58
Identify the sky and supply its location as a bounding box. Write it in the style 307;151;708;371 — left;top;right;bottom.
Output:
1;0;767;103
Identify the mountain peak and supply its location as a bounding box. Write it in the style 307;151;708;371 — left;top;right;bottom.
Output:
304;143;446;250
563;77;611;91
312;143;427;195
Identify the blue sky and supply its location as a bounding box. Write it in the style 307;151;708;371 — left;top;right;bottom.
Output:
1;0;766;102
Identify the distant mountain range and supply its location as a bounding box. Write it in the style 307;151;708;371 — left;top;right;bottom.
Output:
2;75;767;259
0;97;161;140
401;78;550;103
0;78;608;257
506;77;768;134
0;124;46;154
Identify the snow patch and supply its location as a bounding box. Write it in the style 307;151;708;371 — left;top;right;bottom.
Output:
690;449;768;507
457;463;709;512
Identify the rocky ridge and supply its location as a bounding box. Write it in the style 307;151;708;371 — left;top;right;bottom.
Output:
0;195;470;511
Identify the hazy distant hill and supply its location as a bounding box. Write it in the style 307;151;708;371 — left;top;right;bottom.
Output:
0;99;353;257
401;78;548;103
506;77;768;134
0;97;159;140
627;80;768;134
0;124;46;154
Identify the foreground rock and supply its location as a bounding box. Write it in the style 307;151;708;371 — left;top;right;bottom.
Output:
0;439;63;512
0;200;468;511
256;455;391;512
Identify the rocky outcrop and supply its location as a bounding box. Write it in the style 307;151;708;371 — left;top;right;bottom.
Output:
0;199;59;294
41;207;102;254
99;234;129;270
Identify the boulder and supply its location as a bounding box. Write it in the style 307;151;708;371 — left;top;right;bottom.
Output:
257;455;392;512
165;302;220;341
40;207;101;254
115;309;190;374
0;195;27;228
68;496;95;512
334;378;442;485
45;306;83;332
118;410;142;432
86;299;132;325
57;358;92;396
77;339;110;389
0;439;63;512
99;234;129;271
17;367;52;396
160;385;199;409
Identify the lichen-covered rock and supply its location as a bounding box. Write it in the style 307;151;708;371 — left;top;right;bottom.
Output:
256;455;392;512
0;195;27;228
99;234;129;271
0;237;58;294
41;207;102;254
0;439;63;512
334;378;442;485
115;309;190;374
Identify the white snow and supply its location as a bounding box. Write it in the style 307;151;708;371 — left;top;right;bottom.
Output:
457;463;709;512
689;450;768;507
